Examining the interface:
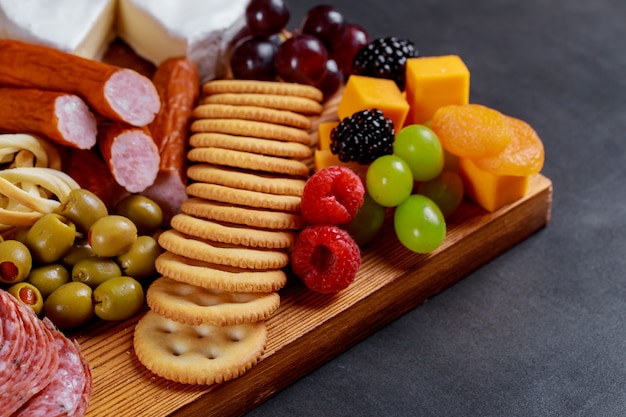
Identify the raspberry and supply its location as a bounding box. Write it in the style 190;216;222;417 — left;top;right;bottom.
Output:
291;224;361;293
330;108;394;164
352;36;418;90
301;166;365;225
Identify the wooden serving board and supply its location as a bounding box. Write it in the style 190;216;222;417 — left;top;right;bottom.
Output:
75;41;553;417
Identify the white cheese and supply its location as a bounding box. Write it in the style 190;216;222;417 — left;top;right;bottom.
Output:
117;0;249;83
0;0;116;60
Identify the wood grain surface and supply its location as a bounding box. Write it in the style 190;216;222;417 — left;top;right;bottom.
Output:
76;41;554;417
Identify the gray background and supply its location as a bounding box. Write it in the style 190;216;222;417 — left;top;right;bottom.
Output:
248;0;626;415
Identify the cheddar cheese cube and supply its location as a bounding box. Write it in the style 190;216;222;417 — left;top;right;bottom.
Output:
405;55;470;125
314;149;369;182
317;121;339;151
337;75;409;130
459;157;529;212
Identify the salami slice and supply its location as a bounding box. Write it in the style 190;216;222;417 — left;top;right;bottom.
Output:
12;319;92;417
0;290;58;415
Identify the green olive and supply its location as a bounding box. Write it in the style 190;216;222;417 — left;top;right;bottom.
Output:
56;188;108;233
11;228;29;245
61;238;95;268
115;235;163;279
115;195;163;235
43;281;94;329
88;215;137;257
72;257;122;288
0;240;32;284
26;213;76;264
92;276;144;321
27;263;71;299
8;282;44;315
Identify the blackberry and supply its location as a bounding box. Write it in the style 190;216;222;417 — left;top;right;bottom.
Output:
352;37;418;90
330;109;394;165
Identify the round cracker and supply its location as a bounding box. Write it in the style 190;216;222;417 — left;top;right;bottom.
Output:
192;104;312;130
189;133;312;159
146;277;280;326
180;197;305;230
202;79;323;102
186;182;301;212
190;119;311;145
187;147;310;177
133;310;267;385
155;252;287;293
187;164;306;196
201;93;323;115
158;229;290;270
170;213;297;249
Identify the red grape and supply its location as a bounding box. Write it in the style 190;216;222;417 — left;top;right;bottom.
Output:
275;34;329;85
245;0;290;37
301;5;347;50
330;23;371;77
315;58;343;99
230;36;278;81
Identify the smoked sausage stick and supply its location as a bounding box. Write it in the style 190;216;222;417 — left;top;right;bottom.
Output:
0;40;160;127
0;87;97;149
98;122;161;194
142;57;200;221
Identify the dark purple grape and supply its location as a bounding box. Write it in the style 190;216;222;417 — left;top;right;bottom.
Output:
301;5;346;51
275;34;328;85
330;23;371;78
245;0;290;37
315;58;342;100
230;36;278;81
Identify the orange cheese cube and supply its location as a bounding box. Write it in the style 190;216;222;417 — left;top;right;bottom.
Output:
405;55;470;125
459;157;529;212
337;75;409;130
317;121;339;151
314;149;368;182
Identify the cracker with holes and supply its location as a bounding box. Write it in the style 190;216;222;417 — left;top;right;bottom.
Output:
133;310;267;385
146;277;280;326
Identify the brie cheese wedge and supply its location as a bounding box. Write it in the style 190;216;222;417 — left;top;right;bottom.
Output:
0;0;116;60
117;0;249;82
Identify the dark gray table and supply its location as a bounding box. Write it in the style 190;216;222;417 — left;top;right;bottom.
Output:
248;0;626;415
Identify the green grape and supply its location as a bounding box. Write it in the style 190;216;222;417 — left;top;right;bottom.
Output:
342;193;386;247
393;124;444;182
366;155;414;207
394;194;446;253
417;171;464;218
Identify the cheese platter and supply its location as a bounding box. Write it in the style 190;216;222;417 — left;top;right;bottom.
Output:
61;41;555;416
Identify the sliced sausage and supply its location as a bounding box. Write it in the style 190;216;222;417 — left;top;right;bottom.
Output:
98;122;161;193
142;57;200;221
0;88;97;149
0;40;160;127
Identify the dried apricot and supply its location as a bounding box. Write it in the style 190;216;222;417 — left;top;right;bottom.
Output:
430;104;511;158
472;116;545;176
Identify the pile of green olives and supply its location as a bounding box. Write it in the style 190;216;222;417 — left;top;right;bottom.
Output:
0;190;165;329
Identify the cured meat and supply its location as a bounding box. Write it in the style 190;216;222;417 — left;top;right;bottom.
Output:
64;148;129;209
0;40;160;127
0;290;58;415
0;290;92;417
98;122;161;193
13;319;92;417
142;57;200;221
0;88;97;150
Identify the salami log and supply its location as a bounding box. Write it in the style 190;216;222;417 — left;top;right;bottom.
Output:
98;122;161;193
142;57;200;221
0;88;97;149
0;40;160;127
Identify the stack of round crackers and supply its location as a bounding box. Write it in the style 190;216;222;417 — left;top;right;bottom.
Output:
133;80;322;385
